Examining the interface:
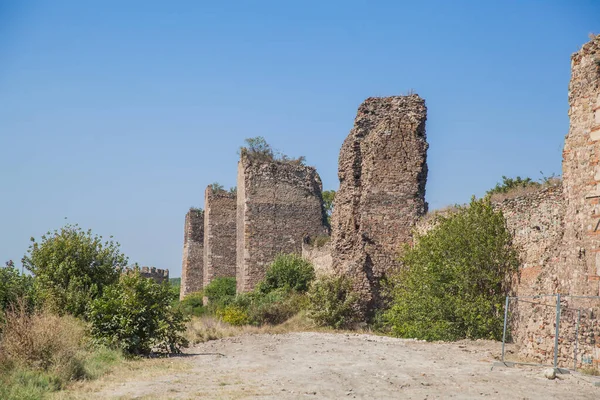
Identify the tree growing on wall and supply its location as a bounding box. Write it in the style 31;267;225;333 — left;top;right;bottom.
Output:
382;197;519;341
240;136;306;165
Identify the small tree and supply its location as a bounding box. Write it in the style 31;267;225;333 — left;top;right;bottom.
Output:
210;182;224;193
322;190;335;224
88;271;188;355
258;254;315;294
240;136;274;161
382;197;519;341
486;176;539;196
23;224;127;317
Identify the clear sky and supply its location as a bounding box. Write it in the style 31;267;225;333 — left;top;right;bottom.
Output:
1;1;599;277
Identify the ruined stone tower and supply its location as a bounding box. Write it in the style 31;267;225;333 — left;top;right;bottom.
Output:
203;186;237;287
236;154;329;292
330;95;428;311
180;208;204;300
561;34;600;296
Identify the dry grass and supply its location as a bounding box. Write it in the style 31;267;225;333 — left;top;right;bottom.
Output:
185;312;318;345
0;305;87;382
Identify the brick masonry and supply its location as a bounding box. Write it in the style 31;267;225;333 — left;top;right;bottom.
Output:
203;187;237;287
330;95;428;312
180;208;204;300
236;154;329;293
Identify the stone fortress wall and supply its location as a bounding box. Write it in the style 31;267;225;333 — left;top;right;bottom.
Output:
330;95;428;312
203;187;237;288
180;208;204;300
236;154;329;293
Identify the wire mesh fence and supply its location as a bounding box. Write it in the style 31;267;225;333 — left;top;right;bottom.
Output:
501;294;600;372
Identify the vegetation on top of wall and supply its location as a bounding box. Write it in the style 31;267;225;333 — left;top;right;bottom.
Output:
486;173;561;202
189;207;203;214
381;197;519;341
240;136;306;166
209;182;225;193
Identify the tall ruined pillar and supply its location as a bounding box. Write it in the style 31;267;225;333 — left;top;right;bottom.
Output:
330;95;428;312
561;35;600;296
180;208;204;300
203;187;237;287
236;155;329;293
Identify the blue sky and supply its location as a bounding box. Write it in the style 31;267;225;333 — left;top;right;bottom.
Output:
1;1;598;277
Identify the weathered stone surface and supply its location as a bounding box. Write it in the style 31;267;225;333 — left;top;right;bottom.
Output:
203;187;237;287
561;34;600;297
301;241;333;277
180;208;204;300
330;95;428;311
236;155;329;293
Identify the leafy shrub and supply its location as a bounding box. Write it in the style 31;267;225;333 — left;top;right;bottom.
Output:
0;261;35;314
240;136;306;165
382;197;519;341
23;224;127;317
179;291;206;317
203;277;237;311
258;254;315;294
88;271;188;355
217;305;250;326
306;275;361;329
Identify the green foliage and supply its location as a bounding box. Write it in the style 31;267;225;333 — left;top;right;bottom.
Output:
22;224;126;318
217;305;250;326
189;207;203;215
229;289;308;326
88;271;188;355
382;197;519;341
203;277;237;310
210;182;224;193
229;186;237;195
309;235;331;248
306;275;361;329
0;261;35;313
486;175;539;196
240;136;305;165
258;254;315;294
179;291;206;317
322;190;335;224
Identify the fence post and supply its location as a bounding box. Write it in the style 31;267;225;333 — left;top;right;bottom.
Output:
501;296;509;363
574;309;581;371
554;293;561;369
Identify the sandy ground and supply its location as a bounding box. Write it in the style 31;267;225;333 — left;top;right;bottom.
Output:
83;332;599;399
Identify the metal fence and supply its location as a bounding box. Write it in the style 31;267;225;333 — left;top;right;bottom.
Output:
500;294;600;372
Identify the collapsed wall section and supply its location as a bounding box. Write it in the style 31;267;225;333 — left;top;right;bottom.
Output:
561;35;600;296
236;156;328;292
180;208;204;300
203;187;237;287
330;95;428;311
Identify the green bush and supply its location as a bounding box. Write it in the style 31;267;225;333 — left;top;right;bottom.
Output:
203;277;236;311
306;275;360;329
22;224;127;318
217;305;250;326
247;289;308;325
382;197;519;341
0;261;35;314
88;271;188;355
258;254;315;294
179;291;206;317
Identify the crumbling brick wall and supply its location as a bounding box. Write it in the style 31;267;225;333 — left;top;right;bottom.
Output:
330;95;428;312
180;208;204;300
301;241;333;277
204;187;237;287
236;154;329;292
561;34;600;297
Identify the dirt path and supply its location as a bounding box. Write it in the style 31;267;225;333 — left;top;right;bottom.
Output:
82;332;598;399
